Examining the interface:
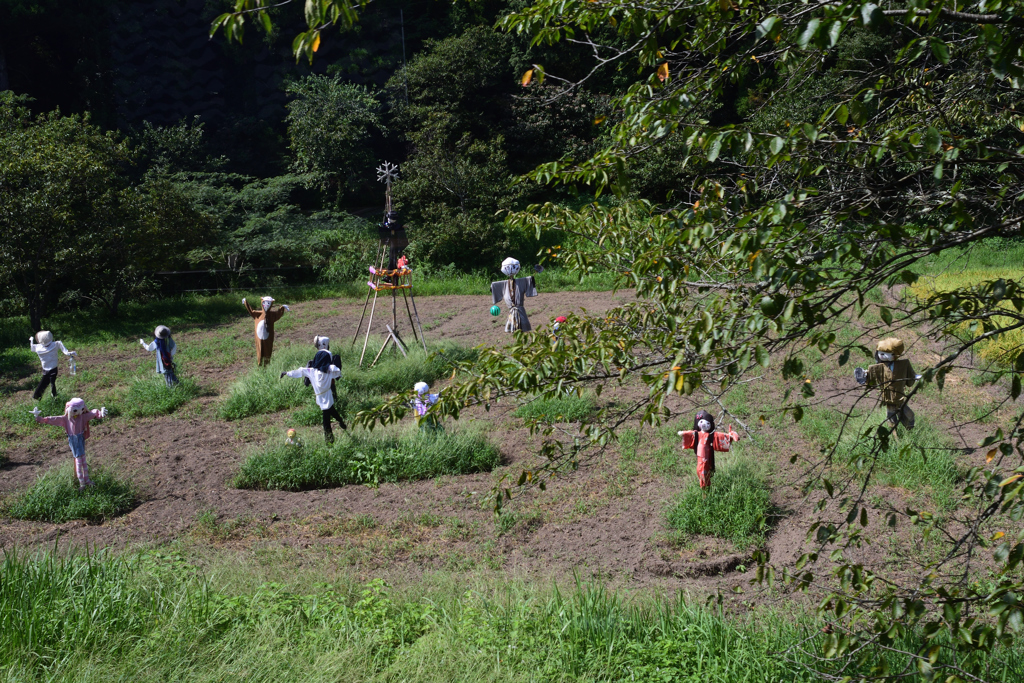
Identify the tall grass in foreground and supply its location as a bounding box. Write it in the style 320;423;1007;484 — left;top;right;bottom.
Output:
801;407;960;511
3;464;138;522
219;342;475;421
3;549;1021;682
234;428;500;490
665;456;774;549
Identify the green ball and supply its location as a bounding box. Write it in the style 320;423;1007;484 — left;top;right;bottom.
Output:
490;305;501;317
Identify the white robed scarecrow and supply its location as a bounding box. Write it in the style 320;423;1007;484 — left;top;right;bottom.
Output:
490;258;538;332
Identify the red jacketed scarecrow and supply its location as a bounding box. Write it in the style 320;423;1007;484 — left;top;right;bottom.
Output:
678;410;739;488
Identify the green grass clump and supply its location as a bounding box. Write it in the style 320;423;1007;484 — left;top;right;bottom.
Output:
119;372;202;417
4;463;138;522
219;342;475;421
234;428;500;490
513;393;596;422
665;457;774;549
801;406;960;511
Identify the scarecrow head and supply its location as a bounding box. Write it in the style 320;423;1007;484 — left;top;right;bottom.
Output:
875;337;905;363
694;409;715;433
314;335;330;351
65;397;87;418
261;296;274;312
36;331;53;345
155;325;171;339
501;258;521;278
414;381;430;395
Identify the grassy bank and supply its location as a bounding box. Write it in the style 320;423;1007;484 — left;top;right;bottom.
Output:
800;406;961;511
0;266;621;355
3;548;1021;682
234;428;500;490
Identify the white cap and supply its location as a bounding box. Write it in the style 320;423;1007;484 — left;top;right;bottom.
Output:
501;257;521;277
261;296;274;303
36;331;53;345
414;381;429;394
314;336;330;350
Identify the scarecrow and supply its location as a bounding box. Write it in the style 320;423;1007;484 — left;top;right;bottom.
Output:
412;381;441;431
31;398;108;490
139;325;178;387
243;296;290;366
677;410;739;489
490;258;538;332
854;337;918;429
29;331;76;400
304;336;341;401
280;352;345;443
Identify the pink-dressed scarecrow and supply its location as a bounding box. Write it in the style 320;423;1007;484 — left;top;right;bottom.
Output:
31;398;108;490
677;409;739;489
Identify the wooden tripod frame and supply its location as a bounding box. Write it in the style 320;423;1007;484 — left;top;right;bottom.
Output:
350;241;427;367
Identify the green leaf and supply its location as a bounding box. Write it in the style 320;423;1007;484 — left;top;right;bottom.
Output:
798;19;821;49
756;16;779;40
924;126;941;154
879;306;892;326
930;39;951;65
1012;374;1021;401
755;346;770;368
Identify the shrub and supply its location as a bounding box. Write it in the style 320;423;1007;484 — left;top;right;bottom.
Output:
220;342;475;421
4;463;138;523
234;428;500;490
120;372;202;418
513;393;596;423
665;457;774;549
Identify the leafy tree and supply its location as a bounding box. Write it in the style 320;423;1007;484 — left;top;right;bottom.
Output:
385;27;526;268
0;96;208;324
285;76;383;200
213;1;1024;678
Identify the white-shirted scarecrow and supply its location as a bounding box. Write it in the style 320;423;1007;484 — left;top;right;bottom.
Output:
280;350;346;443
854;337;918;429
31;397;108;490
243;296;290;366
139;325;178;387
29;331;76;400
304;336;341;402
490;257;538;332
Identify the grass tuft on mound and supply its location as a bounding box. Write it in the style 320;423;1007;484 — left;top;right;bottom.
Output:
513;393;596;423
120;373;202;418
4;464;138;523
234;429;500;490
666;456;774;549
220;342;475;421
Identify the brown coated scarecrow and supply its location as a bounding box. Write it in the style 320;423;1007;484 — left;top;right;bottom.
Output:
854;337;919;429
243;296;290;366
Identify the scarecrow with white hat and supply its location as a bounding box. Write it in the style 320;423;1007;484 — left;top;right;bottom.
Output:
490;257;538;332
855;337;919;429
139;325;178;387
243;296;290;366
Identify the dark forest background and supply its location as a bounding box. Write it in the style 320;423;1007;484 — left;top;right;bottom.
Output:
0;0;619;326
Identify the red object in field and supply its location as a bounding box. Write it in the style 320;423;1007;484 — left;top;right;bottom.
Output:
555;316;567;324
680;427;738;488
397;255;409;269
